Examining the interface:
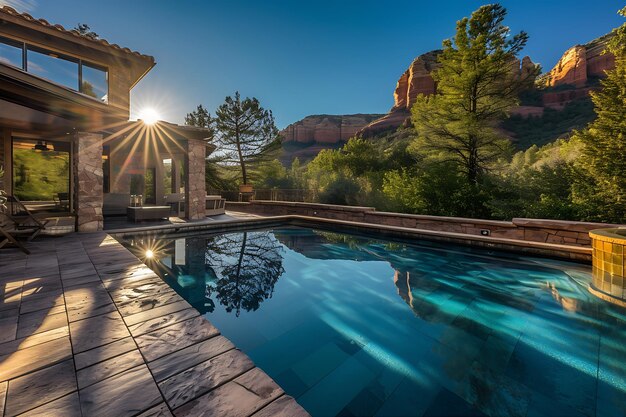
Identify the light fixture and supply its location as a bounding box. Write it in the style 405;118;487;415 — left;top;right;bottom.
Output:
33;141;50;151
145;249;154;259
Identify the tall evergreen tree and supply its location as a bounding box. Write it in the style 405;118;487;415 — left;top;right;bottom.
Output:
572;7;626;222
185;104;213;129
214;92;280;185
411;4;538;185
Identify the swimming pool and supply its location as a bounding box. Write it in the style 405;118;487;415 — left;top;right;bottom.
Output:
119;226;626;417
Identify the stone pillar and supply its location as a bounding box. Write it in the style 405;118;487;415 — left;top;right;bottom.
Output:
184;139;206;220
74;132;104;232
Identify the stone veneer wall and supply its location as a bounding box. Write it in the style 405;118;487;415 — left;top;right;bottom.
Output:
184;139;206;220
226;201;625;247
74;132;104;232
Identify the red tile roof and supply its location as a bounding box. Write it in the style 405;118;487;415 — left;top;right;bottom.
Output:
0;6;154;61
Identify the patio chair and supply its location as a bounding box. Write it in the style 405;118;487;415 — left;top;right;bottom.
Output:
53;192;70;211
1;193;49;240
0;210;33;254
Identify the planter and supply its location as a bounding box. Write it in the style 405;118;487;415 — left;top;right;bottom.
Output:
239;184;254;193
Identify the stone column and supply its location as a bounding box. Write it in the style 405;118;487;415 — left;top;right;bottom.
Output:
74;132;104;232
184;139;206;220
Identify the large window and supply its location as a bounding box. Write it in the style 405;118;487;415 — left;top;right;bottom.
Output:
27;46;79;91
0;35;108;102
82;62;108;102
12;138;70;205
0;36;23;68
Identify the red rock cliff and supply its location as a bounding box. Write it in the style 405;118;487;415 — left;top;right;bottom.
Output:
281;114;383;144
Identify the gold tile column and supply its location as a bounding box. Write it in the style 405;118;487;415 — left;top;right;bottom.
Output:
589;229;626;307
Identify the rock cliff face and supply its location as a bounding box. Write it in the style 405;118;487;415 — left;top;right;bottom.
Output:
358;51;441;138
539;34;615;108
279;114;383;163
541;34;615;88
359;52;537;137
281;114;383;144
357;33;615;138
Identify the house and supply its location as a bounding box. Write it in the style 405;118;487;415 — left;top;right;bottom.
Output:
0;6;213;232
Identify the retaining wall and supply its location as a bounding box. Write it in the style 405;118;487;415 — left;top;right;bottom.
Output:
226;201;624;247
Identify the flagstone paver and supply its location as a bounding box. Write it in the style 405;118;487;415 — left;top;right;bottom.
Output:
4;359;76;416
0;231;309;416
18;392;81;417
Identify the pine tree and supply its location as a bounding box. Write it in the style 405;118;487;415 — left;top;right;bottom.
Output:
184;104;213;129
573;7;626;222
214;92;280;185
411;4;537;185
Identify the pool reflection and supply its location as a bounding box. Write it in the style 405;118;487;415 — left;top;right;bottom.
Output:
119;227;626;417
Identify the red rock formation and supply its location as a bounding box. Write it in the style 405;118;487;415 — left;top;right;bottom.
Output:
281;114;384;144
279;114;383;162
359;51;537;137
541;34;614;88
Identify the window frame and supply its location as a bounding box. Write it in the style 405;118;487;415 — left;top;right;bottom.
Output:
0;35;109;103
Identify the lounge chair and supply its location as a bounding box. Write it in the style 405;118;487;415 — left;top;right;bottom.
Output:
1;193;48;240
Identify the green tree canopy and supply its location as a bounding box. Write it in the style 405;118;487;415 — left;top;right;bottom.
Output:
411;4;538;185
214;92;280;185
572;6;626;222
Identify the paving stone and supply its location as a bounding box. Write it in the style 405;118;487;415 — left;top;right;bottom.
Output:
174;368;284;417
136;402;173;417
135;316;220;362
77;349;145;389
4;359;76;416
61;274;101;288
150;335;235;382
64;284;116;322
123;300;191;327
69;311;130;353
19;291;64;314
20;276;62;297
0;326;69;356
0;316;17;344
0;336;72;382
17;392;81;417
0;381;6;417
0;306;19;320
251;395;310;417
128;307;200;337
159;348;253;408
59;264;98;280
16;310;68;339
79;364;163;417
74;336;137;370
115;287;181;317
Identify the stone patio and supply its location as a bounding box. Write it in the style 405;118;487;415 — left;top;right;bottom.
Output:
0;230;308;416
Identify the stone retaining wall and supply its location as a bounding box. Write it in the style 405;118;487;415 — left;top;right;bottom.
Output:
226;201;625;247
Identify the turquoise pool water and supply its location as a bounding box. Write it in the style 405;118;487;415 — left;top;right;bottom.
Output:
121;227;626;417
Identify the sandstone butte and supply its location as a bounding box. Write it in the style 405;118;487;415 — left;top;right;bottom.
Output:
358;33;615;137
279;32;616;158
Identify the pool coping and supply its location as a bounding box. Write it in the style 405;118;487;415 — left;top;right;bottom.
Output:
109;214;592;263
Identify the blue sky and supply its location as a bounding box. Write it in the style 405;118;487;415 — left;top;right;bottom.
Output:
8;0;624;128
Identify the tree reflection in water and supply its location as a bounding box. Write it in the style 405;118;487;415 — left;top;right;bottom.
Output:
204;231;285;316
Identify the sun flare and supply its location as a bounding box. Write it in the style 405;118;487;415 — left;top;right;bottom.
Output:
138;107;160;125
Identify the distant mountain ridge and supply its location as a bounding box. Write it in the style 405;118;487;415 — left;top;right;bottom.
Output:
279;113;383;163
280;31;615;161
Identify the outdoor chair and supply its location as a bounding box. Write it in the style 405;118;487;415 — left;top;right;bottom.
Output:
53;192;70;211
0;205;35;255
1;193;49;241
